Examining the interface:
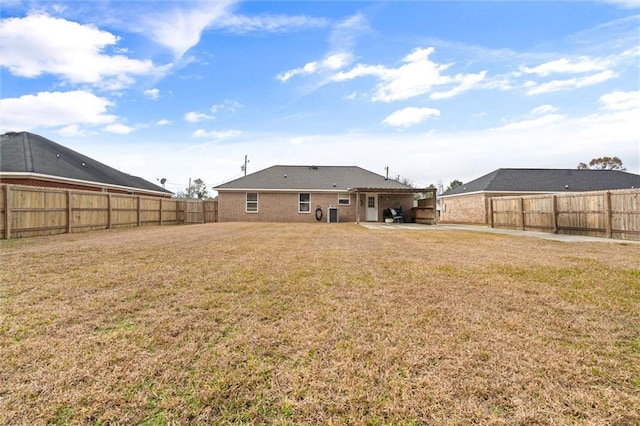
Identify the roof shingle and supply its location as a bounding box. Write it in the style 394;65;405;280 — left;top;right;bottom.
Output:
1;131;172;195
442;168;640;196
215;165;414;191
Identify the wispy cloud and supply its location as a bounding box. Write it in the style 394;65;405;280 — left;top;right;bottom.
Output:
140;1;328;60
192;129;242;140
382;107;440;129
520;56;612;76
599;90;639;110
526;70;617;95
144;88;160;100
184;111;214;123
103;123;135;134
276;13;367;82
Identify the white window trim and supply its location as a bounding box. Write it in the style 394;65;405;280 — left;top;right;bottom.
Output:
338;193;350;205
298;193;311;213
246;192;258;213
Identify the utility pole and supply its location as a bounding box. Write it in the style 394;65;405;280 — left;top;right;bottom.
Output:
241;155;249;176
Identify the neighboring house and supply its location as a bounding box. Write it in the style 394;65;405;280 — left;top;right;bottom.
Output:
1;131;173;198
214;165;430;223
438;168;640;225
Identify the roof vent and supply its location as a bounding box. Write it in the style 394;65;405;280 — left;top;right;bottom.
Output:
2;131;18;137
82;162;86;167
333;183;336;187
283;174;287;178
310;166;318;170
56;154;60;158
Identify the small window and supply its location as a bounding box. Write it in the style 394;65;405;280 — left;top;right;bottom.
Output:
299;193;310;213
338;193;350;205
246;193;258;213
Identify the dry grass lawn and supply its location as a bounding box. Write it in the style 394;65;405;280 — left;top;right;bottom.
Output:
1;223;639;425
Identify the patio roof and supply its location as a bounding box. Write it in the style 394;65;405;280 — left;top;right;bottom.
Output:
348;187;436;194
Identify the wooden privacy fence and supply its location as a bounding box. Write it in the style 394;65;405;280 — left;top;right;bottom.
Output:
0;184;219;239
489;189;639;241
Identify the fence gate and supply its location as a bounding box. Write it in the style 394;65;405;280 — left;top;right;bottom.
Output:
184;200;204;224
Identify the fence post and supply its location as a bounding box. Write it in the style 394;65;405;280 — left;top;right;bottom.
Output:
4;185;11;240
107;194;112;229
520;197;525;230
604;191;612;239
137;196;141;227
551;195;558;234
159;198;163;226
488;197;494;228
67;190;72;234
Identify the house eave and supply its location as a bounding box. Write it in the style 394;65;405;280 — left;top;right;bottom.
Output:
439;190;570;198
0;172;173;197
215;187;351;193
348;187;434;194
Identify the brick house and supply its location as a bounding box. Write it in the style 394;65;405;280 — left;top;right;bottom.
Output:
1;131;173;198
438;168;640;225
214;165;431;223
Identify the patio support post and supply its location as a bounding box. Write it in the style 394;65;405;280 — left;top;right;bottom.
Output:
355;191;360;224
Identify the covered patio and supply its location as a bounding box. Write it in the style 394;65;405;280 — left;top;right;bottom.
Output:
349;187;437;224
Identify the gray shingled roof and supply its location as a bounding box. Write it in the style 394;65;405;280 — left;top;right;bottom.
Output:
215;165;415;191
442;168;640;196
1;131;172;195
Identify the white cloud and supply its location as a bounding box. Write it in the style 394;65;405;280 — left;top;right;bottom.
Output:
495;114;565;131
382;107;441;129
330;47;486;103
192;129;242;140
156;119;172;126
144;88;160;100
526;70;617;95
277;53;354;82
531;104;559;115
520;56;611;76
210;99;243;113
184;111;214;123
0;90;117;133
1;13;162;89
103;123;135;134
599;90;640;110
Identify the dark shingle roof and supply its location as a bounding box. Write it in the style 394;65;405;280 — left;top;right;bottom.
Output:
442;168;640;196
1;131;172;195
215;165;414;191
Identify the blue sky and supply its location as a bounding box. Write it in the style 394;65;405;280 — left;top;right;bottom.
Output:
1;0;639;194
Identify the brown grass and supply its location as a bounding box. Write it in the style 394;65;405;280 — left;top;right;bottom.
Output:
1;223;639;425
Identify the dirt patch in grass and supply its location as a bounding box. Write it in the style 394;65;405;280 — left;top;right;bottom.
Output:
1;223;639;424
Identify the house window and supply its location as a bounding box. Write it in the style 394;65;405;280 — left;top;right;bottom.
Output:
299;193;310;213
338;193;350;205
246;193;258;213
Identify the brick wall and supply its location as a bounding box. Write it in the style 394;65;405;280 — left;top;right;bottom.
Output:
217;191;415;223
439;193;488;224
